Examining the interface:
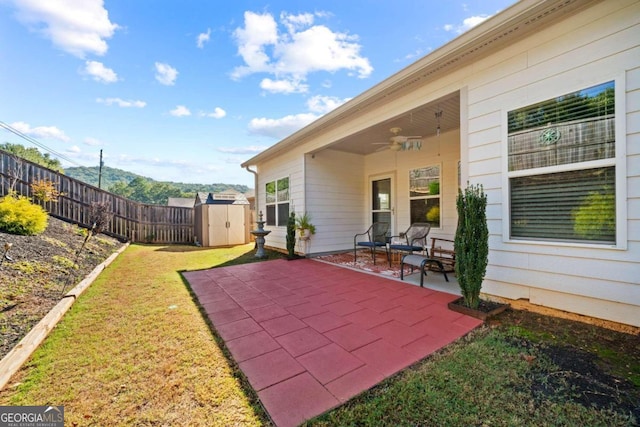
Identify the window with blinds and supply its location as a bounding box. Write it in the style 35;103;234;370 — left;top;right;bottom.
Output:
508;81;616;244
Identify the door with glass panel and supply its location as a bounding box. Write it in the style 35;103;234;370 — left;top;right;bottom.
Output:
371;176;393;237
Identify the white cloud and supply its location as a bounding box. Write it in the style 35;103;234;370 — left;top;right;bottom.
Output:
196;28;211;48
84;137;102;146
232;12;278;77
260;78;308;94
170;105;191;117
231;11;372;88
96;97;146;108
306;95;349;114
67;145;81;153
10;0;119;58
200;107;226;119
217;145;268;154
444;15;491;34
84;60;118;83
10;121;70;142
245;94;348;140
248;113;317;139
280;11;314;33
155;62;178;85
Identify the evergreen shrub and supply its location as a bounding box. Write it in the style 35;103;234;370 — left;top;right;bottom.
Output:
0;193;48;235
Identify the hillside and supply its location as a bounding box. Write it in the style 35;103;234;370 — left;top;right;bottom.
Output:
66;166;251;196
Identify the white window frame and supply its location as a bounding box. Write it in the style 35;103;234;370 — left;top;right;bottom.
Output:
501;74;627;249
265;177;290;227
409;164;441;229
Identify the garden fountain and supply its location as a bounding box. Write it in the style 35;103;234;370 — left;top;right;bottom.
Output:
250;211;271;258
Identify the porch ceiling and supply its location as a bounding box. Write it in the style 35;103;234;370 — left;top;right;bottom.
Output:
325;92;460;156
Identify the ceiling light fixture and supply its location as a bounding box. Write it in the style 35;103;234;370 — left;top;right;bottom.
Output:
435;109;443;137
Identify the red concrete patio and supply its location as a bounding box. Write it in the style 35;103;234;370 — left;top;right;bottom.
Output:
182;258;482;427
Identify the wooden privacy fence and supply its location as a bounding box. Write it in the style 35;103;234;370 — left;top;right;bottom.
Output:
0;150;194;244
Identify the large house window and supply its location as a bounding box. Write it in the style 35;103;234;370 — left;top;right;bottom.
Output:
409;165;440;227
265;177;289;226
508;81;616;244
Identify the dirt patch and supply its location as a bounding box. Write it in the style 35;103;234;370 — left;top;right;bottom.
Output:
489;308;640;422
0;217;124;359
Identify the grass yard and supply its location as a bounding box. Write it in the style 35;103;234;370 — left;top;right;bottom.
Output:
0;243;281;426
0;243;637;426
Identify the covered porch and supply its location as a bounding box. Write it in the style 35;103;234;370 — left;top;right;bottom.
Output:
300;90;462;256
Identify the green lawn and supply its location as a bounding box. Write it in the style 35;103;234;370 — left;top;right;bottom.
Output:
0;243;278;426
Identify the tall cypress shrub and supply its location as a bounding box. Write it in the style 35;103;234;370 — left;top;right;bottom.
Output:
286;211;296;258
454;184;489;309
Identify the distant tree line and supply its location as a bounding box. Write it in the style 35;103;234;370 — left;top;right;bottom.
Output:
0;143;64;172
1;143;251;205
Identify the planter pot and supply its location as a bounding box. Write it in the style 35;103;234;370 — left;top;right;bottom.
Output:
298;230;312;241
448;297;509;321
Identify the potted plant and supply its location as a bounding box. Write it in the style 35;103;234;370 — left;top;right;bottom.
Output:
448;183;507;320
295;212;316;240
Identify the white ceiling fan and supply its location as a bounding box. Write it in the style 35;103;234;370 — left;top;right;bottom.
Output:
373;127;422;151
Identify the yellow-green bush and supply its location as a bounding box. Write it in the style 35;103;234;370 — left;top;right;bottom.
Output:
0;193;48;235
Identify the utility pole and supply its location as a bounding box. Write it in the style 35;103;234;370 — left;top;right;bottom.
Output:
98;149;104;189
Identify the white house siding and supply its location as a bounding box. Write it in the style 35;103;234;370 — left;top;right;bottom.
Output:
304;150;365;254
257;150;304;251
463;0;640;326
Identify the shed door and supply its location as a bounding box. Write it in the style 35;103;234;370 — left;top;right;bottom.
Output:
208;205;228;246
227;205;245;245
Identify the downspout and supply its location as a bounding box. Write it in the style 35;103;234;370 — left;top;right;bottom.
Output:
245;166;259;236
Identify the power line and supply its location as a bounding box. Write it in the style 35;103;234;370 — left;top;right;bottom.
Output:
0;120;86;168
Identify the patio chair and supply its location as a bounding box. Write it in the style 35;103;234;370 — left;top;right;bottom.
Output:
354;222;389;265
388;222;431;266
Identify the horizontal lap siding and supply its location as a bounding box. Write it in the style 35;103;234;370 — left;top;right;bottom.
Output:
305;150;364;253
258;152;303;251
464;0;640;319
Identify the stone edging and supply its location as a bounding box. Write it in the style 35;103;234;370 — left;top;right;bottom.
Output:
0;243;130;391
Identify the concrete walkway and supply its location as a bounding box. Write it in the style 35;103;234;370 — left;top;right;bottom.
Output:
183;259;482;427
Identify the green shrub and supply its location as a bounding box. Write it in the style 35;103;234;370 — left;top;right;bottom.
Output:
0;193;48;235
454;184;489;309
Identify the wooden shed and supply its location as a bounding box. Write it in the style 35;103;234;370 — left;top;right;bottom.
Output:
194;191;251;247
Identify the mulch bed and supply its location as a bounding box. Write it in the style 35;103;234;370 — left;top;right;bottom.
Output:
0;217;124;359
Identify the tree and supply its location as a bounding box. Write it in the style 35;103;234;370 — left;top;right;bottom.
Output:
0;143;63;172
109;177;184;205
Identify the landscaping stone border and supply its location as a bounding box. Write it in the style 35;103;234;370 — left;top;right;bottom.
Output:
0;243;129;390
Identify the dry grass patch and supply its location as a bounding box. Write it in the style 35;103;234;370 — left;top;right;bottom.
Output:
0;243;274;426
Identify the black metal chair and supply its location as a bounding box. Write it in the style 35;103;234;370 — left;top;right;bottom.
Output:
354;222;389;265
388;222;431;266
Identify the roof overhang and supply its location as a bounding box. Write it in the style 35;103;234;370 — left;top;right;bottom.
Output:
241;0;602;167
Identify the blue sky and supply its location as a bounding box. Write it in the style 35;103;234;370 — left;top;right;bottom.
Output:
0;0;515;187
